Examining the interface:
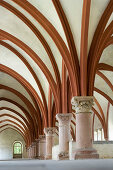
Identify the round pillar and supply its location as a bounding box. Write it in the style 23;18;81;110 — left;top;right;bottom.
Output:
71;96;99;159
56;113;72;160
30;145;33;159
29;145;32;159
27;147;30;159
31;142;37;159
35;139;39;159
38;135;46;160
44;127;56;160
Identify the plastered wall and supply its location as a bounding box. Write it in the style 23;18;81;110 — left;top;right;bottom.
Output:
0;128;27;160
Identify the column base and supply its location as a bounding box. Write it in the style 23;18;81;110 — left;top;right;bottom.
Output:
38;156;45;160
35;156;39;159
58;152;69;160
45;155;52;160
74;148;99;160
32;156;37;159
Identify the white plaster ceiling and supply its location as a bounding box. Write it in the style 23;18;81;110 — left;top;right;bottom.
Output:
99;45;113;66
0;100;27;119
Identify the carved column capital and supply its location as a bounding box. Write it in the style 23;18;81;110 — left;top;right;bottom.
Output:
35;139;39;143
27;146;30;151
56;113;72;125
31;142;36;147
44;127;56;136
29;145;32;149
38;135;46;143
71;96;94;113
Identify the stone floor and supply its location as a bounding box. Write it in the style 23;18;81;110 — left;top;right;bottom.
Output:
0;159;113;170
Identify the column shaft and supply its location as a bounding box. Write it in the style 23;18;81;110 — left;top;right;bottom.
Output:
35;139;39;159
59;122;70;152
27;147;30;159
28;145;31;159
76;113;92;149
56;113;72;160
31;142;37;159
38;135;46;160
44;127;56;159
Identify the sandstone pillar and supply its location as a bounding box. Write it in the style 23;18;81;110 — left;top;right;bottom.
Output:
31;142;37;159
56;113;72;160
27;147;30;158
28;145;32;159
38;135;46;159
44;127;56;159
71;96;99;159
35;139;39;159
29;145;32;159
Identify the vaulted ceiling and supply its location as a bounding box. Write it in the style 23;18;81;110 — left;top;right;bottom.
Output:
0;0;113;146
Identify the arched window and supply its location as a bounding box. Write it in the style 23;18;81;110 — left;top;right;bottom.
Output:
13;141;22;158
94;128;105;141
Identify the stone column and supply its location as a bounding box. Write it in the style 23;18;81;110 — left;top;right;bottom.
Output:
27;147;30;158
35;139;39;159
31;142;37;159
71;96;99;159
44;127;56;160
38;135;46;160
29;145;32;159
30;145;33;159
56;113;72;160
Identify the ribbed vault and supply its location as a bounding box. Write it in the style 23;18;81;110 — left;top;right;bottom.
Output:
0;0;113;147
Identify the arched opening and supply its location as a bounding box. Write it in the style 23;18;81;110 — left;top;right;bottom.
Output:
13;141;23;159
